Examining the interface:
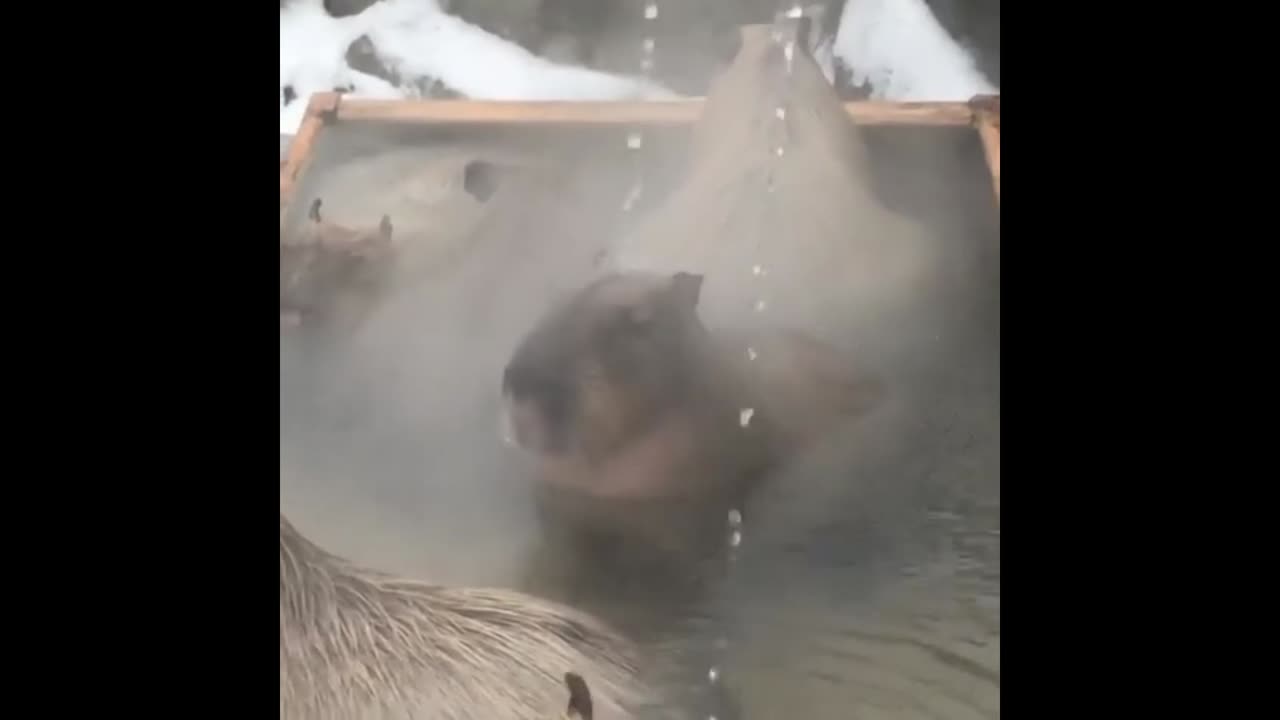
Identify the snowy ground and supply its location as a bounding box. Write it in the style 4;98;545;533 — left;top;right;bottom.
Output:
280;0;996;136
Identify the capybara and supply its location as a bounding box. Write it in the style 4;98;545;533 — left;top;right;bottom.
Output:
500;270;883;502
280;198;395;330
500;269;883;658
279;512;658;719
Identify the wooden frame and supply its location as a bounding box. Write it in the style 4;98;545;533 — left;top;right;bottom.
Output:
280;92;1001;224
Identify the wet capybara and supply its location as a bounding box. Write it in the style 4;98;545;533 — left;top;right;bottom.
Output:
280;198;395;331
279;512;658;720
500;269;883;651
500;270;883;502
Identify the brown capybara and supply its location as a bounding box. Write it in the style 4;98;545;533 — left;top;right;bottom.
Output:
500;270;883;502
500;269;883;643
279;512;659;720
280;198;395;331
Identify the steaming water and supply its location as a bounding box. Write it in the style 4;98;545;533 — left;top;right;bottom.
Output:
280;116;998;717
281;2;997;718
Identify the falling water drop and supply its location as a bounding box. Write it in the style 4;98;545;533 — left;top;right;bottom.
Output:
752;264;764;276
729;530;742;548
640;36;655;73
738;408;755;427
626;132;643;150
728;508;742;528
785;4;804;19
644;2;658;20
754;299;767;312
746;347;757;361
620;183;642;212
775;106;786;121
775;146;785;157
708;666;720;684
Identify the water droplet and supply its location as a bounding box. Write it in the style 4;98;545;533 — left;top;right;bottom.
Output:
644;3;658;20
775;146;785;157
640;57;654;73
754;299;767;312
621;183;643;212
728;509;742;527
746;347;758;361
775;106;786;120
783;42;795;65
708;666;720;683
752;264;764;276
729;530;742;547
643;37;655;54
785;5;804;19
626;132;643;150
739;408;754;427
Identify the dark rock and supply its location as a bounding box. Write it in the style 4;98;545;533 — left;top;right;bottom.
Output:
344;35;389;81
323;0;382;18
923;0;1000;84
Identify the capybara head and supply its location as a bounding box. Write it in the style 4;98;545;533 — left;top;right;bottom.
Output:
502;271;709;464
280;198;396;327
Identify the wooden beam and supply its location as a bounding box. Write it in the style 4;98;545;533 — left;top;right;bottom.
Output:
280;92;340;224
280;93;1002;222
332;97;978;127
969;95;1000;205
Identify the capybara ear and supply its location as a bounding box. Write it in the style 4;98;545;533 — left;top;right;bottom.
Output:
463;159;499;203
670;272;704;310
564;672;593;720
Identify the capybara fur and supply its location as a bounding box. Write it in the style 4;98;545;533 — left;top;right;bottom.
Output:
280;198;395;331
279;513;656;720
502;270;882;642
501;270;883;503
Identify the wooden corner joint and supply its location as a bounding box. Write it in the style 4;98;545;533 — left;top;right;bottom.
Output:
967;92;998;126
307;91;343;125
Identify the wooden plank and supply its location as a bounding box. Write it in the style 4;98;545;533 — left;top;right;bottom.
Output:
280;93;1002;222
280;92;341;224
969;95;1000;205
333;98;977;127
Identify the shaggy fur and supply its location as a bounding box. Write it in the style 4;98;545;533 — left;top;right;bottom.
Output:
279;513;653;719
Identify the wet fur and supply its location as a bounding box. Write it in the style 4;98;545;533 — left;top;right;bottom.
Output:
279;513;653;720
280;200;396;331
502;270;882;502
